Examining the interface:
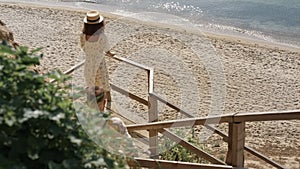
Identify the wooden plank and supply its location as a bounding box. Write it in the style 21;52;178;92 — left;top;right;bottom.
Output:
234;122;245;167
152;92;300;125
128;158;233;169
50;59;85;83
148;95;158;158
159;129;227;165
127;114;234;131
63;59;85;75
110;83;148;106
226;124;233;166
151;93;194;118
226;122;245;167
108;54;152;71
233;110;300;122
148;68;154;94
244;146;286;169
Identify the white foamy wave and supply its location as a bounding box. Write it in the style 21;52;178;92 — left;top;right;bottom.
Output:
207;24;274;42
112;9;137;17
111;10;195;31
197;23;300;48
152;1;203;17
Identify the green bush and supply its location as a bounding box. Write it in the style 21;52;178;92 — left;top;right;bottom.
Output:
159;129;209;164
0;41;127;169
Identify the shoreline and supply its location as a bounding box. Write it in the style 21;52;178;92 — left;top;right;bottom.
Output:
1;0;299;52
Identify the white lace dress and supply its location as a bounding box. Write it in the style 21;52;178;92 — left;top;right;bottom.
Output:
80;32;110;91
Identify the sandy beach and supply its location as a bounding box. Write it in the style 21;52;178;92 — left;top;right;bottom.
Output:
0;2;299;168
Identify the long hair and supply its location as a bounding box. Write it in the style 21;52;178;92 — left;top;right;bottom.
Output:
82;22;105;36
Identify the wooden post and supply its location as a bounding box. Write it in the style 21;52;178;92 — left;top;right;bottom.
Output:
226;122;245;168
148;95;158;158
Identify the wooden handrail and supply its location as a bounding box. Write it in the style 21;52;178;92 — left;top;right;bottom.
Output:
148;68;154;94
63;59;85;75
49;59;85;83
107;54;154;99
127;110;300;131
234;109;300;122
50;53;154;83
107;54;152;71
49;54;154;106
127;114;234;131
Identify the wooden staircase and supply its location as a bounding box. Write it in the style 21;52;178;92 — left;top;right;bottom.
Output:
55;53;300;169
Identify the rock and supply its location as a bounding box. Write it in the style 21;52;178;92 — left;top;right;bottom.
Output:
0;20;39;73
0;20;18;48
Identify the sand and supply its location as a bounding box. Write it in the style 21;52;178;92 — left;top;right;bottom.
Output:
0;2;299;168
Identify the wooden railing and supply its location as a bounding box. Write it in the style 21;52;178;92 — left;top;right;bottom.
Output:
105;54;159;157
54;54;300;169
127;107;299;168
126;110;300;130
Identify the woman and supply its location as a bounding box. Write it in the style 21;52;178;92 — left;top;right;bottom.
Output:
80;10;112;110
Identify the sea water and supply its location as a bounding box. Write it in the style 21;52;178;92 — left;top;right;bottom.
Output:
2;0;300;47
95;0;300;47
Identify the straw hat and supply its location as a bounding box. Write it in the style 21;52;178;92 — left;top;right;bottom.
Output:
83;11;104;24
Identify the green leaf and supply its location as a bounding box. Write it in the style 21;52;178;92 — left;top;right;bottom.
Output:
0;45;15;55
31;47;43;53
4;111;16;127
19;109;49;123
48;161;63;169
27;150;39;160
51;113;65;122
69;135;82;146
